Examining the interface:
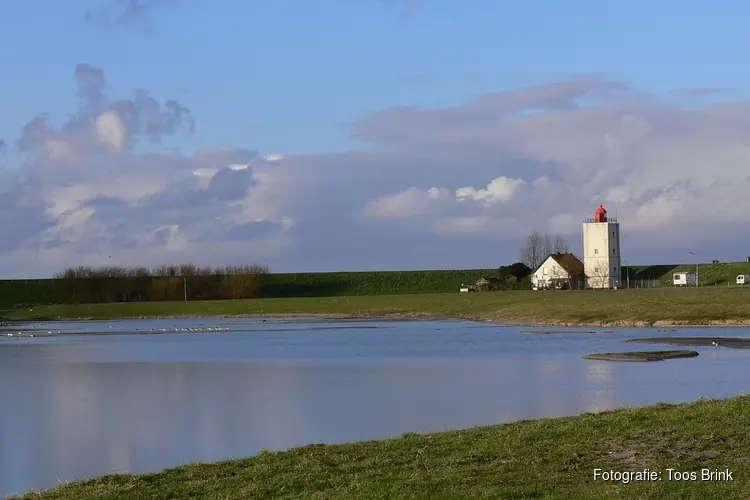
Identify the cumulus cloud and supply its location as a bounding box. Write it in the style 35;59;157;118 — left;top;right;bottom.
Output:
2;63;296;277
350;76;750;253
6;67;750;276
363;175;527;234
362;187;451;219
455;176;525;205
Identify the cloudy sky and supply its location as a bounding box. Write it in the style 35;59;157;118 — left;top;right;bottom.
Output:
1;0;749;278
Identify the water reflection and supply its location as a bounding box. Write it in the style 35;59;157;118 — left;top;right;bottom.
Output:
584;362;616;411
1;319;750;497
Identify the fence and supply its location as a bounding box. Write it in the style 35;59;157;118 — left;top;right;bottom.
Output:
620;279;663;289
703;281;750;287
533;279;662;290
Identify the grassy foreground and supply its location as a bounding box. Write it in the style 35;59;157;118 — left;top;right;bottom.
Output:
11;396;750;500
5;287;750;325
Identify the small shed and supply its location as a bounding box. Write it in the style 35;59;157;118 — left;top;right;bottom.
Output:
673;272;696;286
475;277;502;291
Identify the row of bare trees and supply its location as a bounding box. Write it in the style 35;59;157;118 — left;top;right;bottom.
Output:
52;263;270;303
54;264;269;279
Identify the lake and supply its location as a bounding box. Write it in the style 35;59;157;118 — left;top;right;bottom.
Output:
2;316;749;497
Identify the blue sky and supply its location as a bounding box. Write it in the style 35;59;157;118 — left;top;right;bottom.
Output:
1;0;750;277
3;0;746;155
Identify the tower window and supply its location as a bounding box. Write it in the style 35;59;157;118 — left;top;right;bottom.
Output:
613;248;616;255
612;231;615;236
594;249;598;254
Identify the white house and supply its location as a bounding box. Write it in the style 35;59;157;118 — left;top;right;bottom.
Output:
583;203;621;289
673;272;696;286
737;275;750;285
532;253;585;290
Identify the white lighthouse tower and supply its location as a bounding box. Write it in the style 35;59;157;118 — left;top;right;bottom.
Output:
583;203;621;289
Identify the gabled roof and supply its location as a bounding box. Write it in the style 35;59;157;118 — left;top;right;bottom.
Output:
477;277;502;284
536;252;585;278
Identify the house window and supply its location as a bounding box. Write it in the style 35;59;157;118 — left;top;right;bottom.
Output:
543;268;548;275
594;249;599;254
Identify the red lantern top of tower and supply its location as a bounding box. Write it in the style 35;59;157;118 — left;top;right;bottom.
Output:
594;203;607;223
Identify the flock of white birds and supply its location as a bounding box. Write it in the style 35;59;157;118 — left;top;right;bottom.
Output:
3;324;234;338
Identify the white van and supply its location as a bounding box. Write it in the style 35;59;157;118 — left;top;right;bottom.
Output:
737;275;750;285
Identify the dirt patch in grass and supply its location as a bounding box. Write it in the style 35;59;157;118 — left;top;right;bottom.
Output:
583;350;699;362
603;438;723;471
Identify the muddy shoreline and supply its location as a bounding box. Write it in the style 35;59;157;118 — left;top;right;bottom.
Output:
6;312;750;328
626;337;750;348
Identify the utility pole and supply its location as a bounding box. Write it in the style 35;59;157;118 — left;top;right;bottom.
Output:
623;259;629;289
183;275;187;302
688;251;699;287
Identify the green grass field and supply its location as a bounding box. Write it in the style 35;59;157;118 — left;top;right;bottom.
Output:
10;395;750;500
5;287;750;325
0;269;502;308
3;262;750;311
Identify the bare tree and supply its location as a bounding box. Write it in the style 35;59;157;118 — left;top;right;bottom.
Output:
178;263;198;276
131;266;152;277
519;231;546;271
152;264;179;277
519;232;572;271
553;236;569;253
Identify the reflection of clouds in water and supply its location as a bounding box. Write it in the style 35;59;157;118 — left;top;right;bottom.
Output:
537;358;563;376
584;362;616;413
108;420;132;473
245;366;310;452
586;361;614;383
532;357;600;418
532;359;567;416
50;364;100;472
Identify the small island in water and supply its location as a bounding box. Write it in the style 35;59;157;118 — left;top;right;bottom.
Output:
583;350;699;362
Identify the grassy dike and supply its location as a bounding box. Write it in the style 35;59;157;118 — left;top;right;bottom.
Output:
5;287;750;325
11;396;750;499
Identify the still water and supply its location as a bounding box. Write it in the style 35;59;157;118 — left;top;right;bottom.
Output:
1;317;749;497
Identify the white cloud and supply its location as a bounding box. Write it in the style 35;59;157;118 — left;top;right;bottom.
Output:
455;176;525;204
362;186;451;219
43;139;73;159
363;175;526;232
263;154;285;162
95;110;127;151
348;77;750;251
432;216;493;235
